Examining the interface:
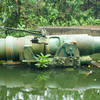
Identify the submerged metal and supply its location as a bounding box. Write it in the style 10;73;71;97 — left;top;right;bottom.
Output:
0;34;100;67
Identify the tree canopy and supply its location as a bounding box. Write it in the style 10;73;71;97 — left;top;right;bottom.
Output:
0;0;100;30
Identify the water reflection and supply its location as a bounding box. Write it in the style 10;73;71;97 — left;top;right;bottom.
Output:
0;65;100;100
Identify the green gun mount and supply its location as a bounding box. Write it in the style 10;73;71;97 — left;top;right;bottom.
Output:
20;34;99;67
0;28;99;67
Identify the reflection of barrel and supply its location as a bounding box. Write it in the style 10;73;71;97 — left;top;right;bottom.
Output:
0;36;31;60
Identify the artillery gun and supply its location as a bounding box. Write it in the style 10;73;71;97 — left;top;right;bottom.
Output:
0;27;100;67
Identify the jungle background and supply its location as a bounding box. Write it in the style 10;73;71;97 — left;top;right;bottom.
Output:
0;0;100;37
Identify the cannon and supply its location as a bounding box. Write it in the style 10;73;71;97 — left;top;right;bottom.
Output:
0;29;100;67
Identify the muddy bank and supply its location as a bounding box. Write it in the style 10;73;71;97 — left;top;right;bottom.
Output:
39;26;100;36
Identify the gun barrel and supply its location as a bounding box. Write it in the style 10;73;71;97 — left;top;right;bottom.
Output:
0;34;100;60
48;34;100;56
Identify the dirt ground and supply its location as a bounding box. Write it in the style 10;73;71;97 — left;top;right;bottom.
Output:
72;26;100;29
39;26;100;36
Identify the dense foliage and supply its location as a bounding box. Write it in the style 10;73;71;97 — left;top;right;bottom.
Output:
0;0;100;30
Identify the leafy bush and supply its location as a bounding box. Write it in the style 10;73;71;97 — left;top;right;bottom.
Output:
35;53;51;68
0;0;100;32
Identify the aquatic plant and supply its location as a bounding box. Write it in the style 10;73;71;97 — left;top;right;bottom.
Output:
35;53;51;68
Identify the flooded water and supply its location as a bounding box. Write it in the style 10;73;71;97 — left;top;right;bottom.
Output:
0;65;100;100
